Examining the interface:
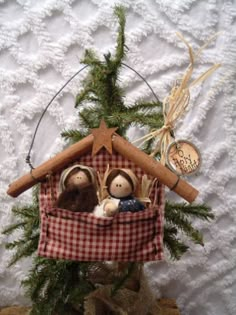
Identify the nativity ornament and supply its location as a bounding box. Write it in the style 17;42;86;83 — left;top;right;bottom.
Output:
6;31;219;263
7;120;199;262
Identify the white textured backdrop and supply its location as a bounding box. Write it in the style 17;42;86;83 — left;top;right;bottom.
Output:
0;0;236;314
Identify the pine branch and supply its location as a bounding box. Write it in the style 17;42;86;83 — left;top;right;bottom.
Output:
73;6;128;138
23;258;94;315
3;187;40;266
7;235;39;267
128;101;162;112
166;202;214;221
11;204;39;220
61;129;88;143
163;202;214;258
106;111;164;129
2;221;27;235
79;111;101;129
81;49;101;66
75;86;97;108
114;6;126;65
165;207;204;246
164;226;189;260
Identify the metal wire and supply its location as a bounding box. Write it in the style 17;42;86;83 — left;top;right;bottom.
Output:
25;65;89;169
121;63;160;103
26;63;160;169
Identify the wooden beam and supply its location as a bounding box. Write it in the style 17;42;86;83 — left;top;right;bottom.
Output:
7;134;94;198
112;134;198;203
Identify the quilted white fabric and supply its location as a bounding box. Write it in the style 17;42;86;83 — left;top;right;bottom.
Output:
0;0;235;314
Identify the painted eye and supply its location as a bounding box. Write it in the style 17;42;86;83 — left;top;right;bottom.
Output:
116;184;119;187
119;184;122;187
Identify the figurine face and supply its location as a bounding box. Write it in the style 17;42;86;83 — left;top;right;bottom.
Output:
67;170;90;189
109;174;133;198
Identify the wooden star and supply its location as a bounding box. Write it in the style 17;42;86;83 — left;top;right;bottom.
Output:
90;120;118;156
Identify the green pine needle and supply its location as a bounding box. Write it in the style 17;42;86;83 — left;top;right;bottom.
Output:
164;226;189;260
164;202;214;257
114;6;127;64
22;258;94;315
166;202;214;221
61;129;87;143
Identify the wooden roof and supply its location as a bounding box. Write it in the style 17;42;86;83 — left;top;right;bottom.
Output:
7;121;198;203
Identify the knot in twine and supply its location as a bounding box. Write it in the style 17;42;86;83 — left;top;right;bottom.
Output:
162;123;174;132
133;32;220;165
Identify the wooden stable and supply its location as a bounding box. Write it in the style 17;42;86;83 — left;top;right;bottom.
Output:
7;120;198;203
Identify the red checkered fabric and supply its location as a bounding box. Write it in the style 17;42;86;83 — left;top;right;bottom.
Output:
38;148;165;261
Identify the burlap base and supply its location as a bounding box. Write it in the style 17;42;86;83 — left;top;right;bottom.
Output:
84;269;161;315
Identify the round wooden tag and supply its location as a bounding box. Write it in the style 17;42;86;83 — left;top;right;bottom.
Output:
166;140;201;176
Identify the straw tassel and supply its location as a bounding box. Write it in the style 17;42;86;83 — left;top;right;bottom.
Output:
134;33;221;164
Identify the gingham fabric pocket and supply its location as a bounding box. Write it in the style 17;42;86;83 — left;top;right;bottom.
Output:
38;207;163;261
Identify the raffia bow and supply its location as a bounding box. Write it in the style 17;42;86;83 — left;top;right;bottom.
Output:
134;33;221;164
